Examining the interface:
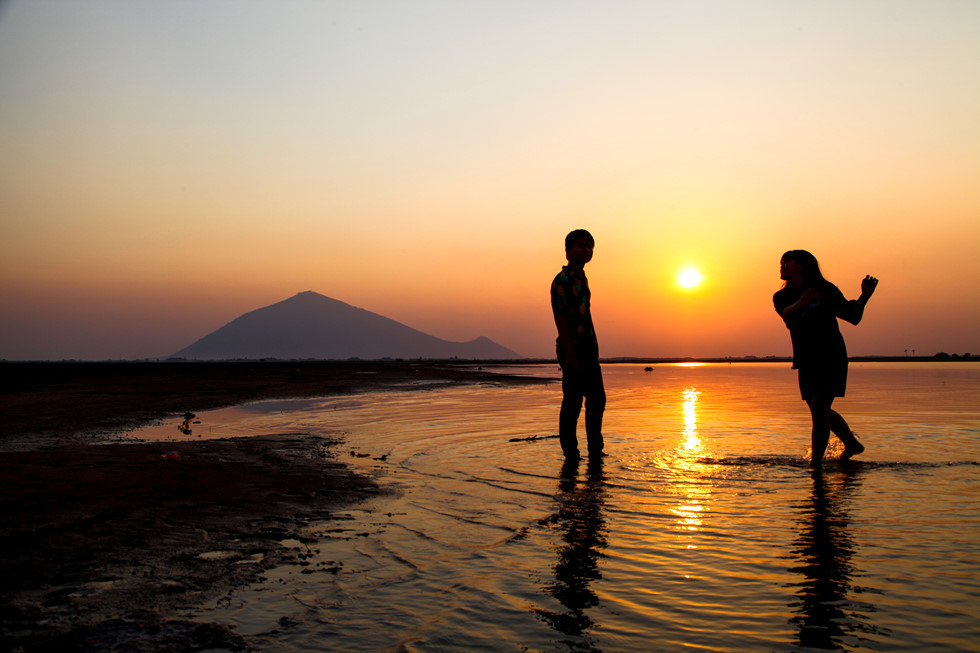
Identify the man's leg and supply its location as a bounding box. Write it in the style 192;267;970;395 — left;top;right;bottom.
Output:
559;369;584;459
583;363;606;457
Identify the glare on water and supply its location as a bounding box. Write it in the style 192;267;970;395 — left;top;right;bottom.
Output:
129;362;980;651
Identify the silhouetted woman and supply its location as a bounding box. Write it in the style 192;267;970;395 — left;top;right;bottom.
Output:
773;250;878;468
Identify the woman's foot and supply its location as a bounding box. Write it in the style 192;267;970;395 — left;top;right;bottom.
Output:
841;440;865;461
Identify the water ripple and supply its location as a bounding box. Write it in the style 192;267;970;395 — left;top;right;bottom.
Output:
127;363;980;652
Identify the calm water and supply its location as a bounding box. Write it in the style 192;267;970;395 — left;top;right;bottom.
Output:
130;362;979;652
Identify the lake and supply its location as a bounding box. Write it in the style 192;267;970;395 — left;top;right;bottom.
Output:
129;362;979;652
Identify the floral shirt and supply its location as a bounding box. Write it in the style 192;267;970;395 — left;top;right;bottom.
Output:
551;266;597;346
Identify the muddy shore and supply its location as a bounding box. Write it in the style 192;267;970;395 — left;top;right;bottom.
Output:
0;361;549;651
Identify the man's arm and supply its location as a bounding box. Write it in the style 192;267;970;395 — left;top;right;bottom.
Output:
553;313;578;370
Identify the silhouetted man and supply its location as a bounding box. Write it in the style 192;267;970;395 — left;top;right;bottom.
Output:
551;229;605;459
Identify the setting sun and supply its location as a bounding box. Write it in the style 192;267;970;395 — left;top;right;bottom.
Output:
677;267;705;290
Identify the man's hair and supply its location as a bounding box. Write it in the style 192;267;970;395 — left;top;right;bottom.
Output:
565;229;595;250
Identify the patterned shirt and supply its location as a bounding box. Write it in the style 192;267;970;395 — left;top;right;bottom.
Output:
551;266;597;346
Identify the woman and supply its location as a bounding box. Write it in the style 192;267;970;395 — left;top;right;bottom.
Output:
773;250;878;468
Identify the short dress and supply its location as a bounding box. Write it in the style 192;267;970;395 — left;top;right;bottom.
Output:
773;281;862;400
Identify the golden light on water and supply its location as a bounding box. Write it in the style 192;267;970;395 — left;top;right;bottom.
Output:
669;386;708;542
682;386;702;451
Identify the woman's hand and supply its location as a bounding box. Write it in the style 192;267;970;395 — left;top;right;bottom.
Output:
782;288;820;320
860;275;878;299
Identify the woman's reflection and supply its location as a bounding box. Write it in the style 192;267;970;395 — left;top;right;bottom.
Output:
534;456;608;648
788;468;877;650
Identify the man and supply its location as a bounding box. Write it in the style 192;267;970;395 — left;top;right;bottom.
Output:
551;229;605;459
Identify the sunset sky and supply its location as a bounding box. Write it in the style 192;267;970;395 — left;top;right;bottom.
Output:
2;1;978;360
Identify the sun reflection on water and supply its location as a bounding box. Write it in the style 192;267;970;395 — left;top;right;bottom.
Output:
681;386;701;452
668;386;710;544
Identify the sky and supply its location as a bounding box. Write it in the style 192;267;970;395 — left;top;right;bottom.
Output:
1;0;978;360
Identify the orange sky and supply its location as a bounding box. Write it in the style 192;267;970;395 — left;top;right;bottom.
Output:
1;1;978;360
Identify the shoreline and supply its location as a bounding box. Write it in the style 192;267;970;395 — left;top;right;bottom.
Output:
0;360;549;449
0;361;549;651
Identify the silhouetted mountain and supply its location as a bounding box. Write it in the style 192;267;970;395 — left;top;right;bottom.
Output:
171;291;522;360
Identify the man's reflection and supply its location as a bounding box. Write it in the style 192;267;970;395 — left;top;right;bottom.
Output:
534;456;608;648
788;467;876;650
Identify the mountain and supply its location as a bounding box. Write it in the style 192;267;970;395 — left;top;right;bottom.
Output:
170;291;523;360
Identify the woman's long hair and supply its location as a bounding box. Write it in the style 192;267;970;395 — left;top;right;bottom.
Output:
781;249;825;289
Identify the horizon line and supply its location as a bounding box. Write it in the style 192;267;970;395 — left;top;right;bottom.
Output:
0;354;974;364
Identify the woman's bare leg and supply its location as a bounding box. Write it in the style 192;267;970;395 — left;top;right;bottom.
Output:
806;396;833;469
829;409;865;460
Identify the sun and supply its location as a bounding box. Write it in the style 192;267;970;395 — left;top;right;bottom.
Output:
677;267;705;289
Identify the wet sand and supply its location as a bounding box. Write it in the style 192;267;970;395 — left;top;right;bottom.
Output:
0;361;547;651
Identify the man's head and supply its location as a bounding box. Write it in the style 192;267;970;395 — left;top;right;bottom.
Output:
565;229;595;268
565;229;594;251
